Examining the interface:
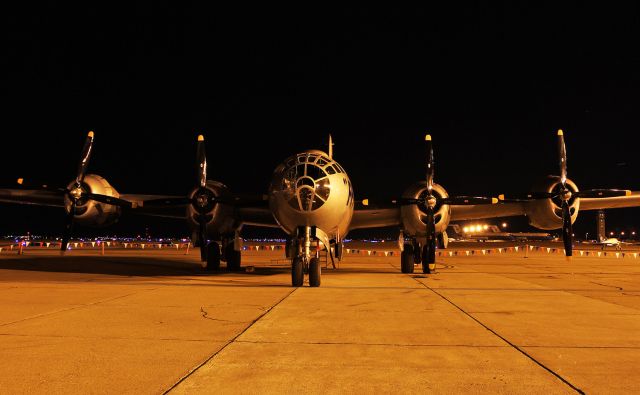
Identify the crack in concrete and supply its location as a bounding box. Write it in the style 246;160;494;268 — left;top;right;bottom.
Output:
590;281;624;291
163;288;297;394
199;306;248;324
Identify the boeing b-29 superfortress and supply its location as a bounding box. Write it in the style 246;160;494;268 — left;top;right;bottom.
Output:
2;131;639;287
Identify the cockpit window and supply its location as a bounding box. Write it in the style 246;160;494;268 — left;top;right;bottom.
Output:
280;161;331;212
306;164;326;180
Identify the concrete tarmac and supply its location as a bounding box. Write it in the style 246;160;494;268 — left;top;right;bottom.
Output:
1;245;639;394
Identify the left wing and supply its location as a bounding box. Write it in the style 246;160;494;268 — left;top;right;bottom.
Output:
0;188;65;208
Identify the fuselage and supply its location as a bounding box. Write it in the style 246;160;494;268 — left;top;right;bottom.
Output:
268;150;354;241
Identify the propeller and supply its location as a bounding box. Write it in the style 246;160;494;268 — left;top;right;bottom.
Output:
194;134;211;262
402;135;498;272
500;130;631;257
557;130;575;257
141;135;239;262
57;132;132;253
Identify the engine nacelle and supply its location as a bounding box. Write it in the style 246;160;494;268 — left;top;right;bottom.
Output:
525;176;580;230
400;181;451;236
186;181;236;237
64;174;122;227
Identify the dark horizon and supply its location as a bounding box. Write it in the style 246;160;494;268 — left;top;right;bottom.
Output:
2;4;640;238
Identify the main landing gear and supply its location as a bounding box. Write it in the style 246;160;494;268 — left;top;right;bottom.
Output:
203;236;242;272
290;226;321;287
400;239;437;274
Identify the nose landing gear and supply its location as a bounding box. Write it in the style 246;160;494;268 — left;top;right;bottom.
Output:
290;226;322;287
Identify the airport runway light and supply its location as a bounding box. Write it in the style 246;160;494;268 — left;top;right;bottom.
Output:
502;222;507;228
632;231;636;236
621;231;625;236
610;231;615;236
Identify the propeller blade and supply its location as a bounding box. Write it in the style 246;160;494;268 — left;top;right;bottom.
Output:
561;200;573;257
442;196;499;205
498;192;555;202
575;189;631;199
198;213;208;262
423;206;436;269
75;131;95;186
425;134;434;192
196;134;207;188
142;197;193;206
393;198;422;205
84;193;133;208
61;202;76;252
558;129;567;186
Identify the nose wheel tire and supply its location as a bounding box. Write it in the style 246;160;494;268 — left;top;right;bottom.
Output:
292;257;304;287
401;244;415;274
309;257;321;287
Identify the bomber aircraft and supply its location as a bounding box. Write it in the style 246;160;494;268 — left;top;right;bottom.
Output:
2;130;640;287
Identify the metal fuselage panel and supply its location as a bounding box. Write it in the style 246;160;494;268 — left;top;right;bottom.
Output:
269;150;354;240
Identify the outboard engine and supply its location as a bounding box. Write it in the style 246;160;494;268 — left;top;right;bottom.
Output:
63;174;122;227
525;176;580;230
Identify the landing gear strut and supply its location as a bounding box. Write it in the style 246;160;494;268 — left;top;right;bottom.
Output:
225;241;241;271
205;242;220;271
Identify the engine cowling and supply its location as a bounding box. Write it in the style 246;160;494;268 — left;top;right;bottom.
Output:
186;181;236;236
64;174;122;227
400;181;451;236
525;176;580;230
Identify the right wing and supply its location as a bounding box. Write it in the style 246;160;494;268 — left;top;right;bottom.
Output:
450;201;526;221
579;192;640;210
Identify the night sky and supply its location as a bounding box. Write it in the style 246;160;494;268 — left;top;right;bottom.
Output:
2;3;640;238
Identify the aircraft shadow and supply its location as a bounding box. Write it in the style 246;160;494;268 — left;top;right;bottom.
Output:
0;255;283;278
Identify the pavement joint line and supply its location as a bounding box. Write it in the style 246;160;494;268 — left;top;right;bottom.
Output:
408;274;586;395
162;287;298;394
0;288;159;328
234;339;509;348
0;333;229;342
